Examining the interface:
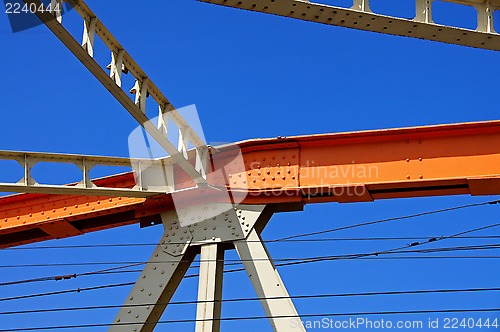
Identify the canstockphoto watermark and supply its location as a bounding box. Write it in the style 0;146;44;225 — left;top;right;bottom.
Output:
290;317;424;329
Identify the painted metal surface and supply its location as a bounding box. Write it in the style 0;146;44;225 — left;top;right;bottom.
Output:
20;0;209;183
0;121;498;248
199;0;500;51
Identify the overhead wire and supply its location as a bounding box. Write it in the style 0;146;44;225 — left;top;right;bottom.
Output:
1;286;499;315
1;308;500;331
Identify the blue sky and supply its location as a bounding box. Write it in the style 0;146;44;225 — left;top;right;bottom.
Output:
0;0;499;331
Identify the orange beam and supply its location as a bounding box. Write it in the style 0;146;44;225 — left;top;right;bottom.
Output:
1;121;499;248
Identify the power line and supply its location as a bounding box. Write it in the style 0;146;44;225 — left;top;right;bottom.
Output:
0;282;135;302
1;287;499;316
2;244;500;301
4;235;500;250
2;242;500;269
274;199;500;241
1;308;499;331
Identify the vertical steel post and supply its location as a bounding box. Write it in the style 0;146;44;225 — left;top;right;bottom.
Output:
415;0;434;23
195;244;225;332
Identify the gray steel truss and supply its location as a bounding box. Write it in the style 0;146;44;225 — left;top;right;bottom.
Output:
199;0;500;51
0;150;184;197
21;0;209;184
110;205;305;331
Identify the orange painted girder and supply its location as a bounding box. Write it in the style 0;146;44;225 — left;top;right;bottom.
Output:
1;121;499;248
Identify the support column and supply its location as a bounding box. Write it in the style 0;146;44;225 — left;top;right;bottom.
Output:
82;17;97;57
234;229;306;332
352;0;371;12
475;1;496;33
415;0;434;23
110;232;196;332
196;244;224;332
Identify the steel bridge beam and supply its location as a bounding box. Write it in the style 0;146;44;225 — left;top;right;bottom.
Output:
0;121;499;248
199;0;500;51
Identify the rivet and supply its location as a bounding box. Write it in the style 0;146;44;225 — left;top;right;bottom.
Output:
419;175;423;179
406;158;410;162
419;158;423;161
407;175;411;179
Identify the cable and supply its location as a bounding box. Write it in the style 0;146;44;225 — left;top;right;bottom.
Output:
4;235;500;250
2;241;500;270
1;287;499;316
274;199;500;241
0;263;144;286
0;282;135;302
1;308;499;331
